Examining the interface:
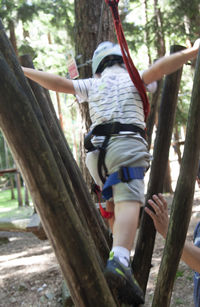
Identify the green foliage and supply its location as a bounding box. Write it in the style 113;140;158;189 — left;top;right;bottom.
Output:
0;131;14;169
0;0;199;161
33;0;74;41
0;0;17;21
0;187;33;219
167;0;200;40
18;43;36;58
175;298;184;305
175;269;184;279
17;2;38;23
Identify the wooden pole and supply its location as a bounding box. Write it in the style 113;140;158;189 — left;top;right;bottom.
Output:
19;54;111;260
56;91;64;130
0;20;116;307
152;46;200;307
132;45;185;291
146;79;163;149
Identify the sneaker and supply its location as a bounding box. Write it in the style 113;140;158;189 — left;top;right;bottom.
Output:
104;252;144;305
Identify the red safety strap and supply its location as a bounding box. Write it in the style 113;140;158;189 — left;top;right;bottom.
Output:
105;0;150;122
94;185;114;219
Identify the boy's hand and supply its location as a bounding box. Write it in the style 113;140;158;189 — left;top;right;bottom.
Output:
145;193;169;239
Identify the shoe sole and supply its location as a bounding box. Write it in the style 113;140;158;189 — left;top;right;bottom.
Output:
104;269;144;305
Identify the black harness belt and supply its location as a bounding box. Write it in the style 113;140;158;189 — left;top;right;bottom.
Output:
84;122;146;184
92;122;146;138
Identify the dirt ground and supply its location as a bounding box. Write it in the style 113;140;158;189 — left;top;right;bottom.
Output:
0;192;200;307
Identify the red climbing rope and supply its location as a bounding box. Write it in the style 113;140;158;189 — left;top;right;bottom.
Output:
94;184;114;219
105;0;150;122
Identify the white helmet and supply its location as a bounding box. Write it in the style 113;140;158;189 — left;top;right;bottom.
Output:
92;41;122;75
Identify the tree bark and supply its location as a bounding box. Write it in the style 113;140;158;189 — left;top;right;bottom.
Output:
163;160;173;193
74;0;115;185
56;92;64;130
15;172;23;207
19;54;111;263
146;79;162;149
152;45;200;307
143;0;152;65
173;124;182;165
153;0;166;57
132;45;185;292
24;183;30;206
146;1;166;149
8;19;18;57
0;20;116;307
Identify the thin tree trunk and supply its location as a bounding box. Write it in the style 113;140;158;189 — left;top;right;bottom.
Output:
163;160;173;193
143;0;152;65
15;172;23;207
24;183;30;206
132;45;185;292
146;79;162;149
8;20;18;57
146;0;166;148
56;92;64;130
10;176;15;200
70;106;78;163
153;0;165;57
74;0;115;185
20;54;111;261
152;45;200;307
173;124;182;165
0;20;116;307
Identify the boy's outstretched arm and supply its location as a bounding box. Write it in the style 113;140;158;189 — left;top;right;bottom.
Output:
146;193;200;273
22;67;75;94
142;38;200;85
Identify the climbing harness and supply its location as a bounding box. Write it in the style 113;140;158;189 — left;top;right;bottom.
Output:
85;122;146;219
87;0;149;218
93;184;114;219
102;166;145;200
85;122;145;182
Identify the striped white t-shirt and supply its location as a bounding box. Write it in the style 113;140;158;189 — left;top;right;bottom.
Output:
72;65;157;130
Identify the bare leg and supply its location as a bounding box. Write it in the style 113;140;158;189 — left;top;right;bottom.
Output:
105;200;144;304
113;200;140;251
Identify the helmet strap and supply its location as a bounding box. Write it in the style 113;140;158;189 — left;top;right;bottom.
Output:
96;56;123;74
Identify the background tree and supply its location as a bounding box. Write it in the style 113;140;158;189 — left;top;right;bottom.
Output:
74;0;116;183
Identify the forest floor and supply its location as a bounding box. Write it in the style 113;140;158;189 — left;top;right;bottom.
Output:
0;191;200;307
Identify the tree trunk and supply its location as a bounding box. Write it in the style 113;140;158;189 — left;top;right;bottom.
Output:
152;45;200;307
74;0;115;185
10;176;15;200
153;0;166;57
19;54;111;262
56;92;64;130
15;172;23;207
173;124;182;165
146;79;162;149
143;0;152;65
146;1;166;149
0;20;116;307
8;19;18;57
163;160;173;194
24;183;30;206
132;45;185;292
70;106;79;163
